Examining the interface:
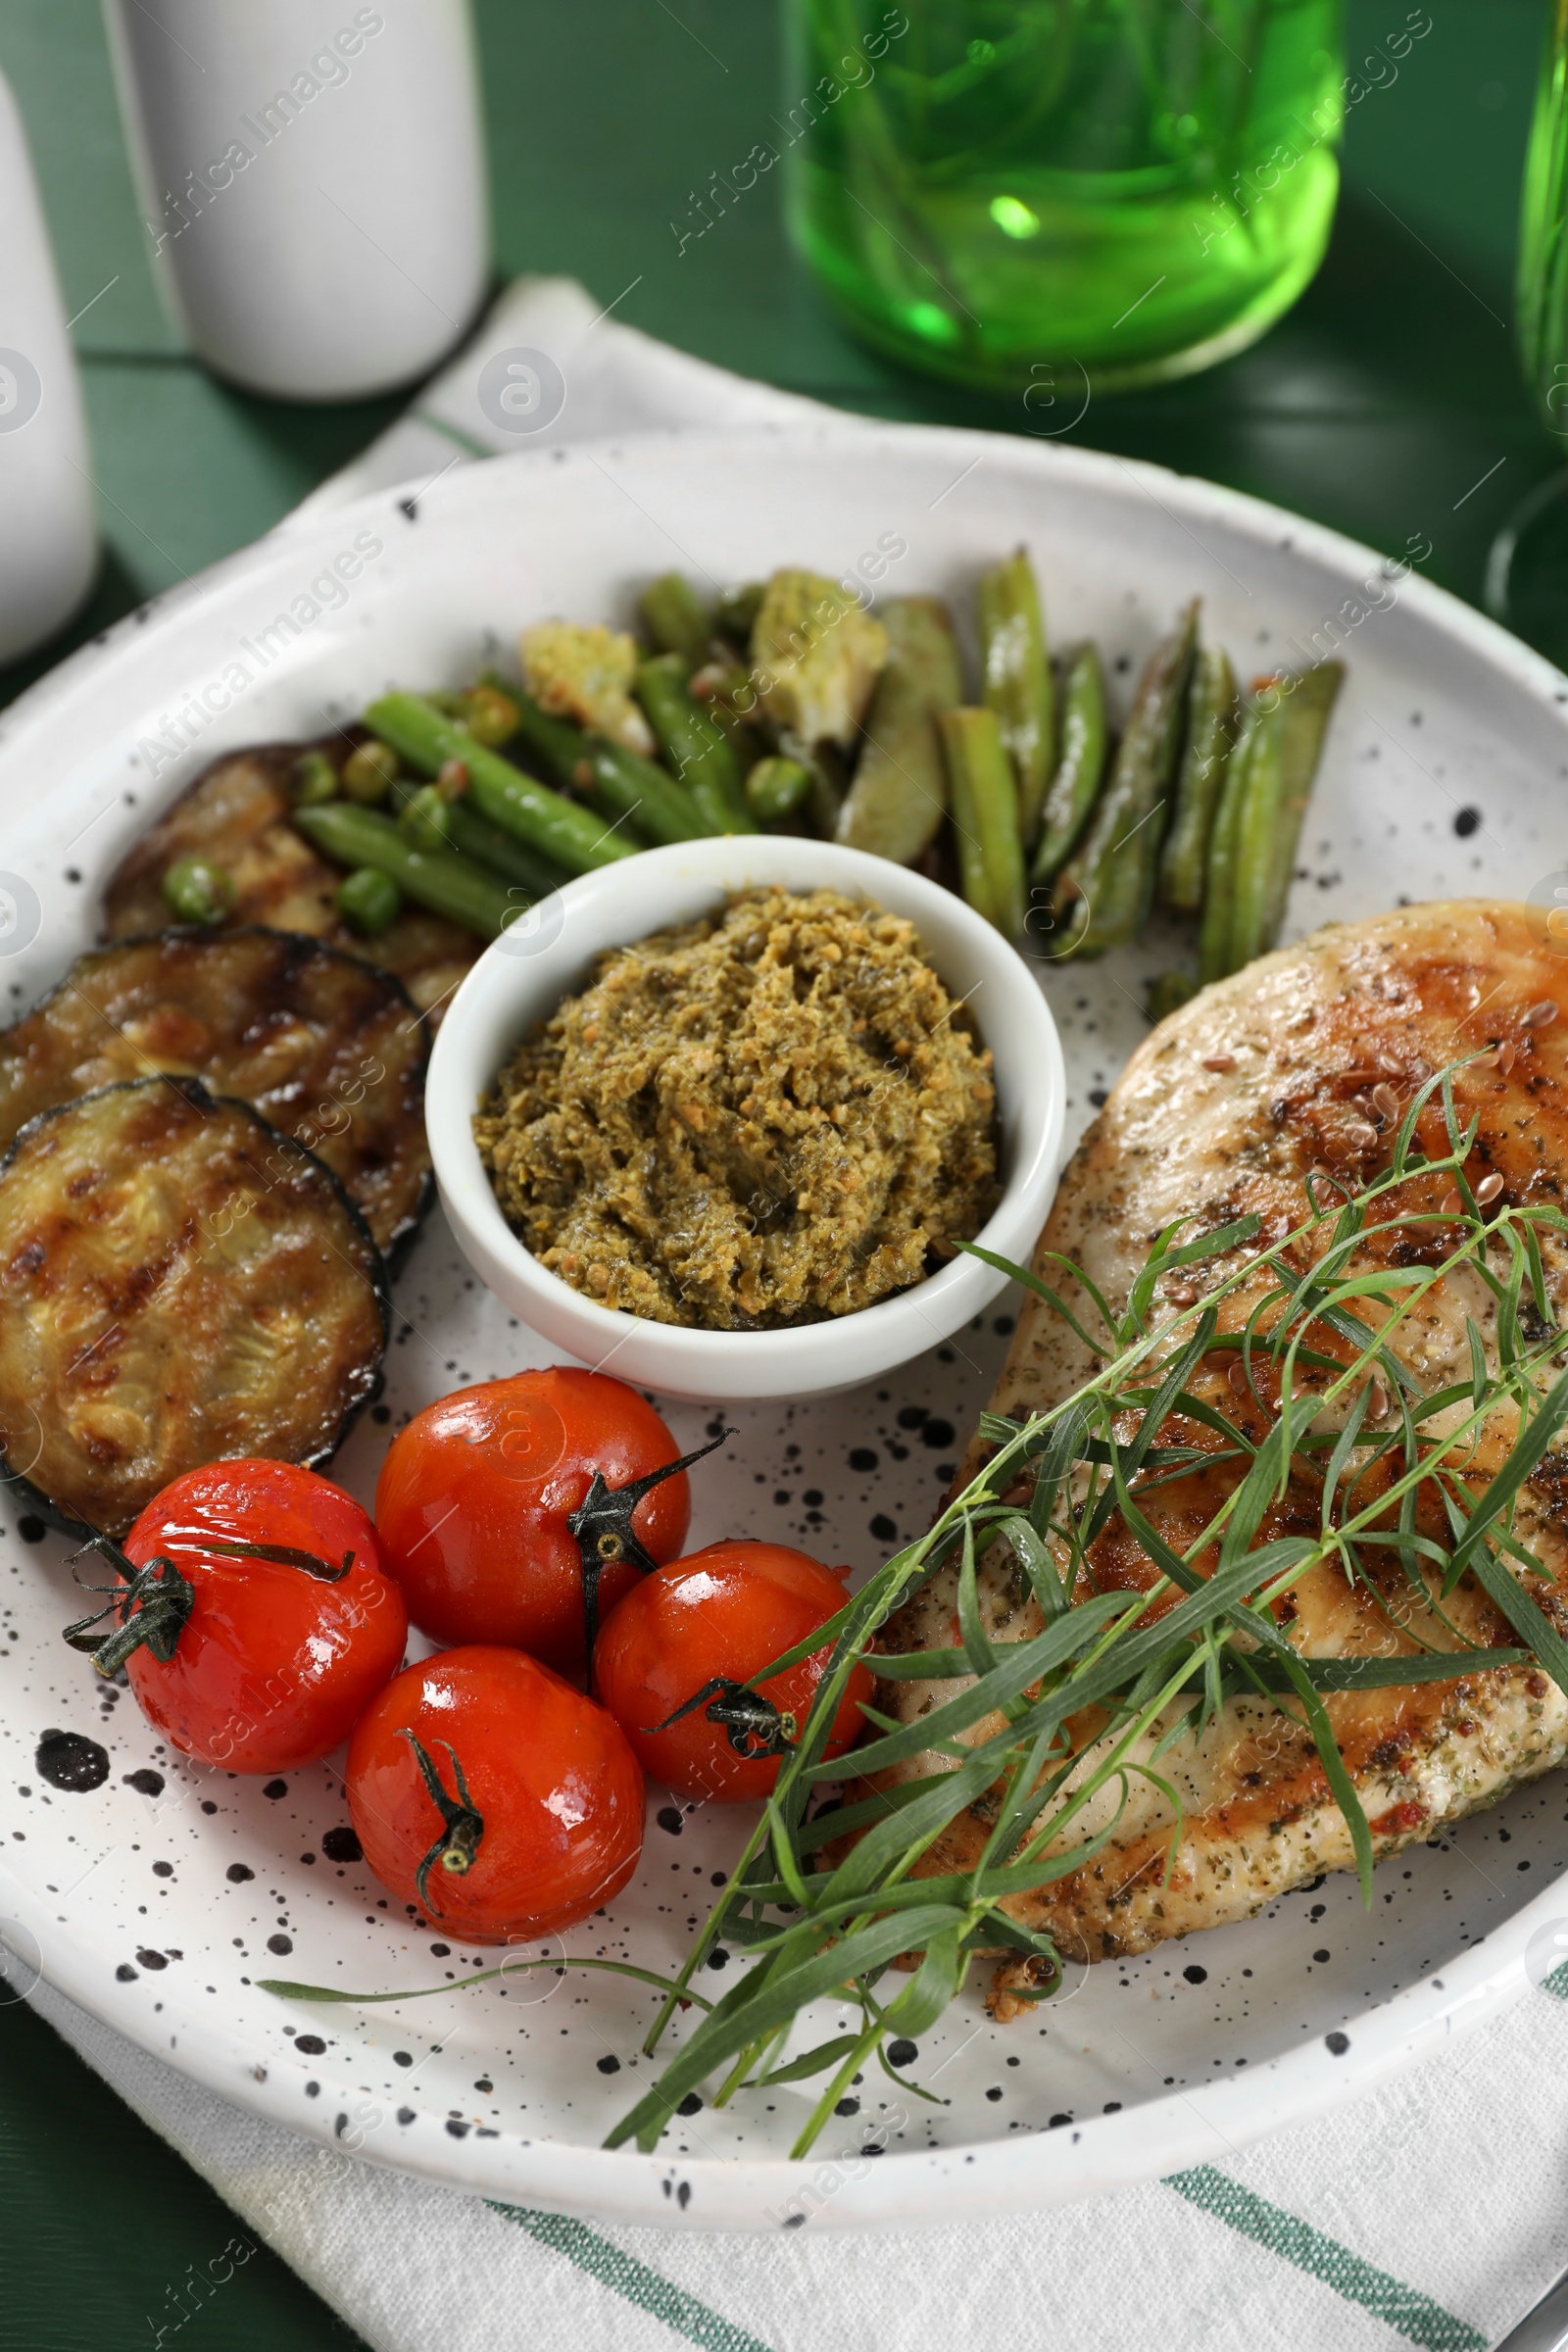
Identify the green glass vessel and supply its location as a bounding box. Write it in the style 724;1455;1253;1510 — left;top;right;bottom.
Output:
783;0;1348;395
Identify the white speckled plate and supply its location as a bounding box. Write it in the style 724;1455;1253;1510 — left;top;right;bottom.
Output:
2;420;1568;2231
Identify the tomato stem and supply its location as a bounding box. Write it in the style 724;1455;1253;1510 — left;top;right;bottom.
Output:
646;1676;797;1758
566;1426;734;1659
164;1533;354;1581
401;1732;486;1912
62;1553;196;1677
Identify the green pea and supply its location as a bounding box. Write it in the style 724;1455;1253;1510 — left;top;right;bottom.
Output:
334;865;403;935
342;739;401;805
462;684;520;747
290;750;339;807
745;755;812;824
398;782;457;851
162;857;233;926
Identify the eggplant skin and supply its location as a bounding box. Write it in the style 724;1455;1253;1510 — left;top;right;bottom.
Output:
0;1076;388;1540
0;927;431;1259
102;740;480;1019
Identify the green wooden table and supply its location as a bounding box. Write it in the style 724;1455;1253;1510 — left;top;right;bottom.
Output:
0;2;1552;2343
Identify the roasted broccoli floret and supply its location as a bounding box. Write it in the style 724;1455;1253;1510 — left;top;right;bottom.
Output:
750;570;888;749
519;621;656;755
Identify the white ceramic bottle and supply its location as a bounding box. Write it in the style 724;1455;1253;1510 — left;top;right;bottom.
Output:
103;0;489;402
0;72;98;666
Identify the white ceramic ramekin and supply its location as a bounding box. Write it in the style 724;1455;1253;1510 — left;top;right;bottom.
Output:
426;836;1064;1401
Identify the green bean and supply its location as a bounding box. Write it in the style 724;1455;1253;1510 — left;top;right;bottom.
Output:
489;686;582;787
335;866;402;935
835;597;961;864
1158;644;1238;913
746;757;812;824
506;678;707;840
1259;661;1344;949
638;573;711;668
978;549;1054;849
572;737;710;846
1031;644;1107;884
294;803;519;940
635;655;755;832
441;803;570;899
1055;602;1198;958
1227;702;1288;974
342;739;399;806
1197;723;1241;983
364;693;635;873
290;750;339;807
163;857;233;926
938;708;1027;938
387;778;565;897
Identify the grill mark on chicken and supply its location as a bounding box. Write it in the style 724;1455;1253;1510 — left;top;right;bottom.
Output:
864;902;1568;2015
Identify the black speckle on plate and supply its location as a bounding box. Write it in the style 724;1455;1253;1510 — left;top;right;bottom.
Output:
676;2091;703;2116
920;1419;956;1449
870;1514;897;1542
262;1780;288;1800
887;2037;918;2066
35;1730;110;1792
849;1448;877;1472
597;2054;621;2074
295;2034;325;2056
1453;807;1481;838
1183;1964;1207;1984
657;1806;683;1836
1325;2030;1350;2056
122;1768;164;1797
267;1934;293;1956
135;1949;168;1971
17;1516;46;1544
115;1963;137;1983
321;1826;363;1864
226;1863;255;1884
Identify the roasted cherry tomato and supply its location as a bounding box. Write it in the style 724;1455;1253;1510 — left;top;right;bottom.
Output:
346;1645;645;1939
593;1541;872;1803
88;1460;408;1774
374;1367;720;1673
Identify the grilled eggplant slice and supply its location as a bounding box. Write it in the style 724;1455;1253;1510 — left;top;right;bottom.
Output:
0;929;430;1257
103;740;480;1018
0;1076;387;1539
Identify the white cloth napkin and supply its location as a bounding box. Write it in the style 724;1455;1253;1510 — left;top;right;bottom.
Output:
23;277;1568;2352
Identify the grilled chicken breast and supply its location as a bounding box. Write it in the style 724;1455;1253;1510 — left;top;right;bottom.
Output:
869;901;1568;2015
